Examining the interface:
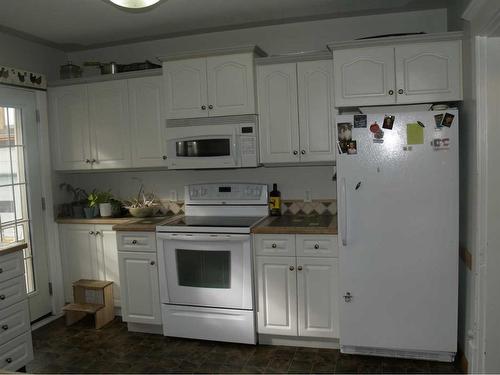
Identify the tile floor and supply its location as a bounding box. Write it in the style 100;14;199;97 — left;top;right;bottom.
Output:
27;317;462;374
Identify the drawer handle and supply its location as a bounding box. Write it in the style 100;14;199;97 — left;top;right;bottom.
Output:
271;243;277;248
2;325;8;331
150;261;155;266
314;244;319;249
132;240;138;245
0;295;5;300
5;357;12;364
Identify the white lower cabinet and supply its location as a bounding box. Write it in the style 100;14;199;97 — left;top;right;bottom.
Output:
117;251;161;325
117;231;161;326
59;224;120;307
255;234;339;339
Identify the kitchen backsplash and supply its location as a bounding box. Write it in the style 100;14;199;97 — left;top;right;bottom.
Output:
156;199;337;216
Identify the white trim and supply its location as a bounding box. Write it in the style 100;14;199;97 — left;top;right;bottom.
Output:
258;334;339;349
35;91;65;316
30;312;64;331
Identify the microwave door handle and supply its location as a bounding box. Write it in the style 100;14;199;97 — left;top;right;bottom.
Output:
232;131;239;166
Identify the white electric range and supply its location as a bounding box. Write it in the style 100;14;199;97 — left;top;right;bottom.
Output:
156;183;268;344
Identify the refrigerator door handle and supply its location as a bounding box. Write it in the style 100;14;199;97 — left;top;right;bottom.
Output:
341;177;347;246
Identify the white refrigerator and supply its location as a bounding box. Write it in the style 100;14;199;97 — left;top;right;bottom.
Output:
336;109;458;362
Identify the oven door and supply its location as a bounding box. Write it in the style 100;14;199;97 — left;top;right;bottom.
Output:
166;125;239;169
157;233;253;310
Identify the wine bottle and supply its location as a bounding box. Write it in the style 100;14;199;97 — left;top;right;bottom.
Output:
269;183;281;216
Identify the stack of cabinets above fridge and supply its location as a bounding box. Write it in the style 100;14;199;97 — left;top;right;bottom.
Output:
257;60;335;165
49;75;166;171
332;38;462;107
254;233;339;339
163;53;257;119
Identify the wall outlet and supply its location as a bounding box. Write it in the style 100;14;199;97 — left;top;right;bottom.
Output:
304;189;312;202
169;190;178;202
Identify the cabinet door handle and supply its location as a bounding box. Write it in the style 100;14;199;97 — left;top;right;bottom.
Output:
95;231;101;236
91;159;96;164
132;240;137;245
271;243;277;248
398;89;404;95
2;324;8;331
297;266;303;271
293;150;298;155
150;261;156;266
89;231;94;235
301;150;306;155
0;295;5;300
208;104;214;110
162;155;168;160
314;244;319;249
201;105;206;110
388;90;394;95
0;268;3;274
289;266;294;271
85;159;91;164
5;357;12;364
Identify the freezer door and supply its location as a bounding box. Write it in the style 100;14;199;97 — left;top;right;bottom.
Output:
336;111;458;354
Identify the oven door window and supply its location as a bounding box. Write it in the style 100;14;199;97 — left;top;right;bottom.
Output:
176;249;231;288
176;139;230;157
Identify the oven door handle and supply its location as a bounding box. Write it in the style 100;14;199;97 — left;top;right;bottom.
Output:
156;233;249;242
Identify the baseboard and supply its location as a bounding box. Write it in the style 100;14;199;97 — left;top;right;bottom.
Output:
258;334;339;349
31;313;64;331
127;322;163;335
457;345;469;373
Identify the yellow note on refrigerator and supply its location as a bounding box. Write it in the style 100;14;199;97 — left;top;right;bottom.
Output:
407;123;424;145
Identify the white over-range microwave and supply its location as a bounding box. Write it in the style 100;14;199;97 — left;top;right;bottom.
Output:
165;115;259;169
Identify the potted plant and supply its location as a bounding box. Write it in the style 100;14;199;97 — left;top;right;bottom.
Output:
85;190;101;218
59;183;87;218
97;190;113;217
110;198;125;217
124;185;158;218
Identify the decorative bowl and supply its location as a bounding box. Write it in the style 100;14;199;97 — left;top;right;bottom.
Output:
128;207;154;218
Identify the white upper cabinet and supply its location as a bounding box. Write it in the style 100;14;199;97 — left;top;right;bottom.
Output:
395;41;462;104
333;46;396;107
257;60;335;164
128;76;167;167
164;58;208;119
331;35;463;107
163;52;257;119
88;80;131;169
206;53;256;117
49;85;92;170
297;60;335;162
257;63;300;164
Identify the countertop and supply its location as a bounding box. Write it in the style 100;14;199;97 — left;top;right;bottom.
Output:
0;241;27;256
56;215;178;232
251;214;338;235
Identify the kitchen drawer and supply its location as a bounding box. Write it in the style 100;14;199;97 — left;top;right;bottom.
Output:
0;251;24;284
254;234;295;256
296;235;338;257
0;277;26;310
117;232;157;252
0;300;30;346
0;331;33;371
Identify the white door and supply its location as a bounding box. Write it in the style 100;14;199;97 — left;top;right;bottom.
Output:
297;257;339;338
333;46;396;107
164;58;208;119
88;80;131;169
257;63;300;164
95;226;120;307
48;85;91;170
59;224;98;303
0;87;52;321
118;251;161;325
206;54;256;117
256;256;297;336
128;76;167;168
297;60;335;163
395;41;462;104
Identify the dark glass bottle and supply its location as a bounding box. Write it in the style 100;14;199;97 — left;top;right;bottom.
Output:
269;183;281;216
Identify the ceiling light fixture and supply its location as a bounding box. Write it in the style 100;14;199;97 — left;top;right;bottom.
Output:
109;0;160;9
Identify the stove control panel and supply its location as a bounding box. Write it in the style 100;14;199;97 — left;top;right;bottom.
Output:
186;183;268;204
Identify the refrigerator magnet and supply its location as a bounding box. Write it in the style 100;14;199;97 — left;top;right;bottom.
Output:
417;121;425;128
434;113;444;128
373;129;384;144
370;122;381;133
382;115;395;130
432;138;450;150
347;140;357;155
354;114;367;128
338;122;353;154
442;113;455;127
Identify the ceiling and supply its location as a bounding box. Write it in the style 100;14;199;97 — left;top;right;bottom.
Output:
0;0;449;51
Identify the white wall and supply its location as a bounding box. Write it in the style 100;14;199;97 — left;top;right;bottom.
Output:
66;9;447;69
0;31;65;80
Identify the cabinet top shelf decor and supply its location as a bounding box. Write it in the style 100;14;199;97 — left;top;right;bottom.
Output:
49;68;162;87
159;45;267;62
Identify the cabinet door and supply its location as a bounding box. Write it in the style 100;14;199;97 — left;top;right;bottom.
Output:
257;63;300;164
164;58;208;119
333;46;396;107
88;80;132;169
206;53;256;117
128;76;167;168
297;60;335;163
59;225;98;302
297;257;339;338
395;41;462;104
256;256;297;335
48;85;91;170
95;226;120;307
118;251;161;325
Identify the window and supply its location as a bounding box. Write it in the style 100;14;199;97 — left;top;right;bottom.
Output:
0;107;35;293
